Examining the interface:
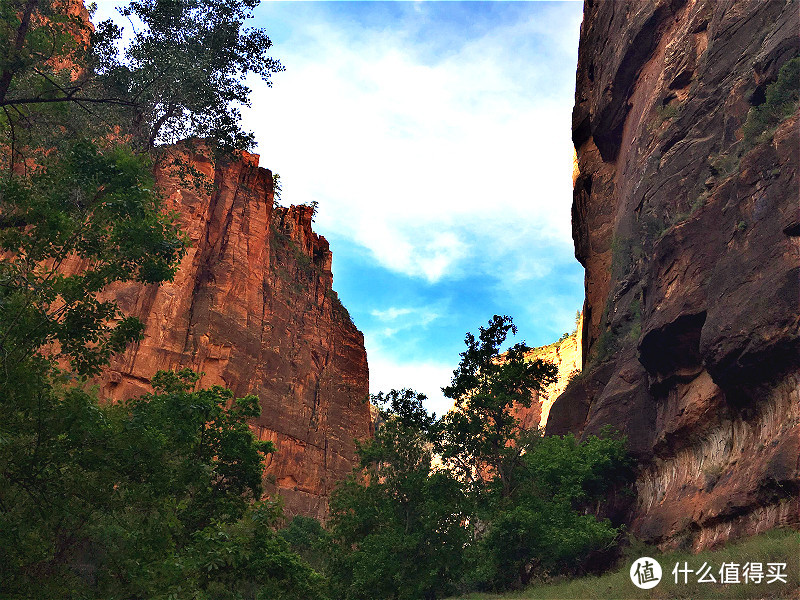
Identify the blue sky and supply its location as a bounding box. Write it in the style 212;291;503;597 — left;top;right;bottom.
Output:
94;1;586;416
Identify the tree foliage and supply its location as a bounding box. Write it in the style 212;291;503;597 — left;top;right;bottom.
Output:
0;142;186;385
98;0;284;151
1;0;283;155
327;318;633;597
0;368;326;598
328;389;471;600
439;315;558;496
477;429;631;589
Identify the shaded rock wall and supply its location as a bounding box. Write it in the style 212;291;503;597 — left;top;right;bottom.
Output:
547;0;799;550
97;146;372;519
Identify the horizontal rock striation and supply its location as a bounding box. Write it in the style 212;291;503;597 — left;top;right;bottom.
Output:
547;0;799;549
96;146;372;519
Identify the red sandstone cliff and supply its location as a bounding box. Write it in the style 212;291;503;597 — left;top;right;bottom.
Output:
547;0;799;550
97;146;372;519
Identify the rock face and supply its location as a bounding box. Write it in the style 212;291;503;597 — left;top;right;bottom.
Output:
512;315;583;431
98;146;372;519
547;0;799;550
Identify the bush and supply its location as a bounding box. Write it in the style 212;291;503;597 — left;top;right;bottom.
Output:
742;57;800;147
478;430;633;589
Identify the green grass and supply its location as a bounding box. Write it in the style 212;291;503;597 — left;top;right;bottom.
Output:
446;528;799;600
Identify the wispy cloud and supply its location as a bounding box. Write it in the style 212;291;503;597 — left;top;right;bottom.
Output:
371;305;439;324
246;2;582;285
371;307;413;321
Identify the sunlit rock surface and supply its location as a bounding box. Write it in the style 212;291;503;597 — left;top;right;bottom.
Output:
512;315;583;431
95;146;372;519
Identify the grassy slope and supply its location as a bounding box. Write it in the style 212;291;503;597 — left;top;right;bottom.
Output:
447;528;800;600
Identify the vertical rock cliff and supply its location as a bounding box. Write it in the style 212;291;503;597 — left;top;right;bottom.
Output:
97;146;372;519
547;0;799;549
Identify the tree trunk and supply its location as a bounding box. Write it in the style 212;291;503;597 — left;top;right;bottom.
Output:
0;0;39;104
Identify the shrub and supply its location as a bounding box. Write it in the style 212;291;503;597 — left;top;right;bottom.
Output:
742;57;800;147
478;430;633;589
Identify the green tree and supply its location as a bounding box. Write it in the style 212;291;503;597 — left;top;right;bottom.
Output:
0;367;327;599
478;430;632;588
0;369;283;597
189;501;329;600
1;0;283;154
280;515;332;574
328;390;471;600
97;0;284;151
0;0;283;373
438;315;558;497
437;316;630;591
0;142;185;380
96;371;325;600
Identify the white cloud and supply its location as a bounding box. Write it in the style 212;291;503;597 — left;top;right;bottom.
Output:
368;352;455;418
371;307;413;321
245;4;581;285
368;305;441;338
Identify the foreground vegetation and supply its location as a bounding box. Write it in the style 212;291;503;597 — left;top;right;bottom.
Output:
446;528;800;600
275;315;633;600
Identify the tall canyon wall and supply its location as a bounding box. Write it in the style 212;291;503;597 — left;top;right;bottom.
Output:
547;0;799;550
97;147;372;519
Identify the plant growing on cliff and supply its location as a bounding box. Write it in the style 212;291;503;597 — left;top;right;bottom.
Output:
272;172;282;203
742;57;800;148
